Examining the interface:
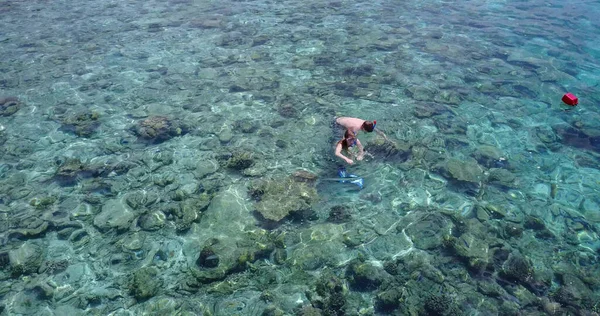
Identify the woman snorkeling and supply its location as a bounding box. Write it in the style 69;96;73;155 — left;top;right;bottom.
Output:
335;130;364;165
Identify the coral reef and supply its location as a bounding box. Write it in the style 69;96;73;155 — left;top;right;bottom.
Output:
93;198;137;232
374;287;404;313
196;245;219;268
487;168;517;187
367;137;411;162
1;0;600;314
133;116;188;143
39;259;69;275
313;272;347;316
404;211;449;250
292;169;318;184
500;253;534;283
345;258;386;291
472;145;506;168
129;267;162;301
8;241;45;277
59;111;101;137
223;150;256;171
444;232;491;272
443;158;485;183
54;158;91;185
248;176;318;222
233;119;259;133
327;205;351;223
423;294;457;316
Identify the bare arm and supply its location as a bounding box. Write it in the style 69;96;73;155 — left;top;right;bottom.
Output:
375;128;388;140
355;139;365;161
335;142;353;164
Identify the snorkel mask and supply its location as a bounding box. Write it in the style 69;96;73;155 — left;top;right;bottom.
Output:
347;137;357;147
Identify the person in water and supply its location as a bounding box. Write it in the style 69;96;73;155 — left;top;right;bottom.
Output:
335;130;364;165
335;116;389;141
335;117;376;136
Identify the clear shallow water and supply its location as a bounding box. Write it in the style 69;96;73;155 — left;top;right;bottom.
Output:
1;0;600;315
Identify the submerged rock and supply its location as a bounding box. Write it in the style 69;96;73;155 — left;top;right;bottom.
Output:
133;116;188;143
172;195;211;232
0;96;21;116
9;241;45;277
404;212;449;250
375;287;404;313
54;158;88;185
552;273;592;309
129;266;161;301
182;187;277;286
424;294;460;315
59;111;101;137
314;271;346;315
7;216;49;239
222;150;256;171
445;232;490;271
248;177;318;222
197;245;219;268
188;231;274;284
327;205;351;223
367;137;411;162
434;89;463;105
298;306;323;316
536;126;559;145
38;258;69;275
242;162;267;177
233;119;259;134
405;85;436;102
472;145;504;168
138;210;166;231
346;258;386;291
413;102;452;118
277;103;299;118
444;158;484;183
500;252;533;283
93;198;136;232
292;169;318;184
125;190;159;210
487;168;517;187
218;127;233;143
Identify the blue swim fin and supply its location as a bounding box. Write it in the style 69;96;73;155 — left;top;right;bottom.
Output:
332;167;364;189
348;177;364;189
337;167;347;178
321;177;364;189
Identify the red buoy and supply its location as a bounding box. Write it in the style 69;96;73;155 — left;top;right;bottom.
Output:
562;93;578;106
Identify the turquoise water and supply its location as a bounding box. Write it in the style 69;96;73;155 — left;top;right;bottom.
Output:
1;0;600;314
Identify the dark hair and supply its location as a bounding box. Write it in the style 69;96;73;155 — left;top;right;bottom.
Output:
362;121;375;132
340;130;356;149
